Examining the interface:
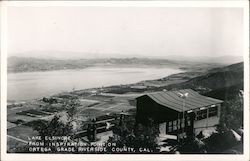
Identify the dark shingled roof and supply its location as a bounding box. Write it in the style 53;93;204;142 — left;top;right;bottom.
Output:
138;89;223;112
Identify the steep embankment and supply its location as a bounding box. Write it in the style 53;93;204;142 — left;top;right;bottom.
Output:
186;62;243;90
163;62;243;100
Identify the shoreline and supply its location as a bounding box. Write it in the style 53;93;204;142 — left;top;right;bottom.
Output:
7;68;200;104
7;61;225;104
7;63;181;74
7;67;186;103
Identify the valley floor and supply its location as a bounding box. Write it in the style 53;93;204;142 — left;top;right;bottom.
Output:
7;62;243;154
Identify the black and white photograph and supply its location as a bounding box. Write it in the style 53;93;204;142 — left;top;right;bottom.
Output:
0;1;249;161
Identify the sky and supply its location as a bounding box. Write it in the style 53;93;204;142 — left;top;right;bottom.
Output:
7;6;244;59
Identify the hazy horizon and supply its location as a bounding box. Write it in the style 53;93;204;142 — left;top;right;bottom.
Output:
8;51;243;60
7;7;244;59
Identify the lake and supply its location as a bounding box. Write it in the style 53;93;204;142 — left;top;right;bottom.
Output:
7;66;182;101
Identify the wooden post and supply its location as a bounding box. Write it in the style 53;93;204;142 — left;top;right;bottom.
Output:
206;107;209;128
171;120;174;133
217;104;221;117
180;113;183;138
177;113;179;141
166;121;169;134
184;112;188;138
189;112;195;139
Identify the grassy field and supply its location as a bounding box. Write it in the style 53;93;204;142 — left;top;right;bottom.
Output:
7;113;39;124
7;137;27;152
16;109;51;117
8;125;38;141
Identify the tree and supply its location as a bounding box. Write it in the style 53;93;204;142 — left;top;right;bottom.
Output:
64;99;80;121
33;115;73;140
13;115;74;153
220;94;243;130
178;137;207;154
106;115;159;153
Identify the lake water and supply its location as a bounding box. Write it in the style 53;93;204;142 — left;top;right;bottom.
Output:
7;66;181;101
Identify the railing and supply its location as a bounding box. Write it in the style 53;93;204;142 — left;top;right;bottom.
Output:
75;117;116;137
96;118;115;124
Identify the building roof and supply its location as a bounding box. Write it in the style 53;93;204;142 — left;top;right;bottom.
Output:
137;89;223;112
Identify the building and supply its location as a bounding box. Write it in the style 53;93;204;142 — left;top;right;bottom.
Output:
135;89;223;138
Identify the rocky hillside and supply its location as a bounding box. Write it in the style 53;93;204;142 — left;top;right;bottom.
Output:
163;62;243;99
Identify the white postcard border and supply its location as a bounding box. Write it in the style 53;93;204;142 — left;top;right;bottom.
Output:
1;1;249;161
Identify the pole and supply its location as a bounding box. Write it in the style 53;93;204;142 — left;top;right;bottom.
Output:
178;92;188;139
182;98;185;138
206;107;209;128
177;113;179;142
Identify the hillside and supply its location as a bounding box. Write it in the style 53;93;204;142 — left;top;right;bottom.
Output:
186;62;243;90
7;56;215;73
168;55;243;65
162;62;243;99
7;57;91;73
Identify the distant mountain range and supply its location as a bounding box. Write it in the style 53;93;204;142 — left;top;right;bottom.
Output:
9;51;242;64
8;56;221;73
8;57;90;73
8;53;243;73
